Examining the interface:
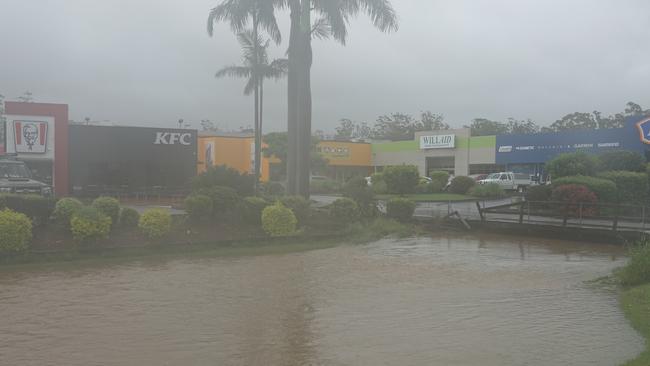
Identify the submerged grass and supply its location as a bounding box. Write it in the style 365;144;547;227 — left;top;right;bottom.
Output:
620;284;650;366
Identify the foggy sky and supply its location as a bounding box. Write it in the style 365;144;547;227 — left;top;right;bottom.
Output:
2;0;650;132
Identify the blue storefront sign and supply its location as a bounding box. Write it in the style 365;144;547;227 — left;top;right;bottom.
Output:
496;116;647;166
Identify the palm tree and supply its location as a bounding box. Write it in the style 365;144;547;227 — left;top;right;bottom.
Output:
215;31;287;176
283;0;399;197
208;0;283;193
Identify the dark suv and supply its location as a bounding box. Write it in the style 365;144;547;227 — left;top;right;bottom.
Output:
0;158;52;196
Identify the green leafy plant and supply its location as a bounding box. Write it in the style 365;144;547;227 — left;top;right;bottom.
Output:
195;186;241;219
598;150;645;172
386;198;416;222
329;198;360;225
261;202;297;237
280;195;311;225
309;179;341;194
525;185;553;202
91;196;121;226
343;176;375;216
448;176;475;194
0;209;32;253
0;194;56;226
261;181;285;196
551;176;617;202
52;197;84;228
546;152;597;178
119;207;140;229
139;208;172;240
70;206;112;244
191;165;254;196
241;196;270;225
469;183;505;198
618;242;650;286
429;171;450;188
597;171;648;204
551;184;598;217
184;194;213;222
383;165;420;194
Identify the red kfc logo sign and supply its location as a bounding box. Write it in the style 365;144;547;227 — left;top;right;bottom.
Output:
14;121;48;153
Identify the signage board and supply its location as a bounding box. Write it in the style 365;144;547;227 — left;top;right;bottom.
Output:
318;145;350;158
420;134;455;149
13;120;48;153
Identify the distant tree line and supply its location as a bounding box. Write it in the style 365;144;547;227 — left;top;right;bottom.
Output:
336;101;650;140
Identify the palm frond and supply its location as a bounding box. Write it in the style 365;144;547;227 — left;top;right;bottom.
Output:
207;0;250;36
215;65;252;79
313;0;350;44
356;0;399;32
243;76;256;95
311;16;331;40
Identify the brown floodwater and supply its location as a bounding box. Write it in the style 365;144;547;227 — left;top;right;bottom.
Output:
0;235;644;365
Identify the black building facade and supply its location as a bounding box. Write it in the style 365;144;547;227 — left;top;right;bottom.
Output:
69;125;197;196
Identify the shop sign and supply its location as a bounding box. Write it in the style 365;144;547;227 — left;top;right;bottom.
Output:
154;132;192;145
319;145;350;157
636;117;650;145
420;134;455;149
14;120;48;153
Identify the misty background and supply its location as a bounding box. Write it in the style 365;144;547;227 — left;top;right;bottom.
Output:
1;0;649;132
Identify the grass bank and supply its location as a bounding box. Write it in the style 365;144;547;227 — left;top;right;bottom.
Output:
376;193;476;202
620;284;650;366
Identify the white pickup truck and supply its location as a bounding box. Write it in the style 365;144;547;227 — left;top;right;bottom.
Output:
478;172;535;192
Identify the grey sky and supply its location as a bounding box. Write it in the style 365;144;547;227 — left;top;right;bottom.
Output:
1;0;650;132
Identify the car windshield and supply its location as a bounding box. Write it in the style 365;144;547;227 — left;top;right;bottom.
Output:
0;163;32;179
486;173;500;179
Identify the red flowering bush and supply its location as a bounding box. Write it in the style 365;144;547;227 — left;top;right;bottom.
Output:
551;184;598;217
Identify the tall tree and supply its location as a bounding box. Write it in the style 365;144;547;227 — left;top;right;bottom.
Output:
467;118;509;136
372;113;417;141
507;118;539;134
284;0;399;197
208;0;283;193
549;112;597;131
419;111;449;131
335;118;355;140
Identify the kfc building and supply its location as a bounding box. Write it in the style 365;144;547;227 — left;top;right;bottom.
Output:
3;102;69;195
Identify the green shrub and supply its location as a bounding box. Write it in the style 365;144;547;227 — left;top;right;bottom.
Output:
551;176;617;202
139;208;172;240
91;196;120;225
184;194;213;222
598;150;645;172
191;165;254;196
261;181;285;196
449;176;476;194
429;171;450;188
52;197;84;228
526;185;553;202
261;202;297;237
370;172;384;185
546;152;597;178
70;206;112;244
618;242;650;286
241;196;270;225
371;180;389;194
383;165;420;194
309;179;341;194
386;198;416;222
470;183;506;198
196;186;240;218
280;195;310;225
119;207;140;229
597;171;648;204
343;176;375;216
0;194;56;226
329;198;360;225
0;209;32;253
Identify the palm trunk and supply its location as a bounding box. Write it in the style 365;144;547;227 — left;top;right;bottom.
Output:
286;0;301;195
296;0;312;198
258;78;264;185
252;13;261;194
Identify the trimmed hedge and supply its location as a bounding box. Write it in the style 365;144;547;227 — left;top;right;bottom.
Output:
343;176;375;216
184;194;213;222
280;196;310;225
448;176;475;194
328;198;360;225
386;198;416;222
0;209;32;253
70;206;112;244
551;184;598;217
91;196;121;226
0;194;56;226
597;171;648;204
429;171;450;188
383;165;419;195
119;207;140;229
469;183;505;199
52;197;84;228
551;175;617;202
138;208;172;240
241;196;270;225
262;202;297;237
191;164;254;196
526;185;553;202
196;186;241;218
598;150;645;172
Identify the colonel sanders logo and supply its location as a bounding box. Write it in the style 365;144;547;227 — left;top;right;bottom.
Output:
14;121;48;153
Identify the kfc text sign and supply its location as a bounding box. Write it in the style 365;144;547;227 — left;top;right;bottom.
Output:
14;121;48;153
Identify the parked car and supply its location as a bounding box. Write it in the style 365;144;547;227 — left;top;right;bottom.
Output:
478;172;535;192
0;156;52;196
470;174;488;181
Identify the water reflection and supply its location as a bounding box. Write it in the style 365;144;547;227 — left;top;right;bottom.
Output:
0;234;643;365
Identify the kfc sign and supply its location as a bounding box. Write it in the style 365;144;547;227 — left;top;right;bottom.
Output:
14;120;48;153
154;132;192;145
